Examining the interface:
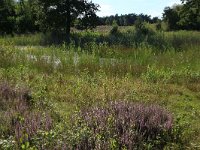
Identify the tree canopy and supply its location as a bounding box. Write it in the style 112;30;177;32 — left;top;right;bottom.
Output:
38;0;99;41
163;0;200;30
179;0;200;30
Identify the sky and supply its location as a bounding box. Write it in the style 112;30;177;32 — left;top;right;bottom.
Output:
92;0;181;18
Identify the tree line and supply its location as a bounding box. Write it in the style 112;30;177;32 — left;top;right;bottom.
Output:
0;0;199;37
98;14;160;26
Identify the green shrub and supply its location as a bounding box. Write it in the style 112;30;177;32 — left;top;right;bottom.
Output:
110;25;119;35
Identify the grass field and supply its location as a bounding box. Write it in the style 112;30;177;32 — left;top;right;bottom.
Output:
0;26;200;149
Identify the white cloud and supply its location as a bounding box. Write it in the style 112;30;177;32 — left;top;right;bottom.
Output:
148;10;162;18
167;0;181;6
97;3;115;17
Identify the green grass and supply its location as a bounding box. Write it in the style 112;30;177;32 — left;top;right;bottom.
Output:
0;28;200;149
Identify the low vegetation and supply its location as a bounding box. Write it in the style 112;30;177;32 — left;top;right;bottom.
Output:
0;26;200;149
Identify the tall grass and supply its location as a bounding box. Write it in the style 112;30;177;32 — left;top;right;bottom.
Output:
1;27;199;51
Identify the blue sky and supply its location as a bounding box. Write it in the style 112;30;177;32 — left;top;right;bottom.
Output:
92;0;181;18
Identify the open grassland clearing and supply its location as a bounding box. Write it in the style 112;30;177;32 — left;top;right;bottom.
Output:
0;28;200;149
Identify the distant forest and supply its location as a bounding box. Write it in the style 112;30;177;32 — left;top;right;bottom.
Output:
97;14;160;26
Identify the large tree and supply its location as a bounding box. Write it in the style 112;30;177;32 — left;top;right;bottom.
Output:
179;0;200;30
38;0;99;42
0;0;16;35
163;5;182;30
163;0;200;30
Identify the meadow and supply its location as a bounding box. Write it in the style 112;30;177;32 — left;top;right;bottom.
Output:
0;26;200;149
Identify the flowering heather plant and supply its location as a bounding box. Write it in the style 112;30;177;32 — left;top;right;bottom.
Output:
14;112;53;144
0;81;53;148
0;81;32;110
69;101;174;149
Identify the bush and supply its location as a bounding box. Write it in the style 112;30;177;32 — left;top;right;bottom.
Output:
110;25;119;35
69;101;175;149
156;21;162;31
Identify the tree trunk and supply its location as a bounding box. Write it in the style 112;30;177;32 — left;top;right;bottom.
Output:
66;0;71;43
